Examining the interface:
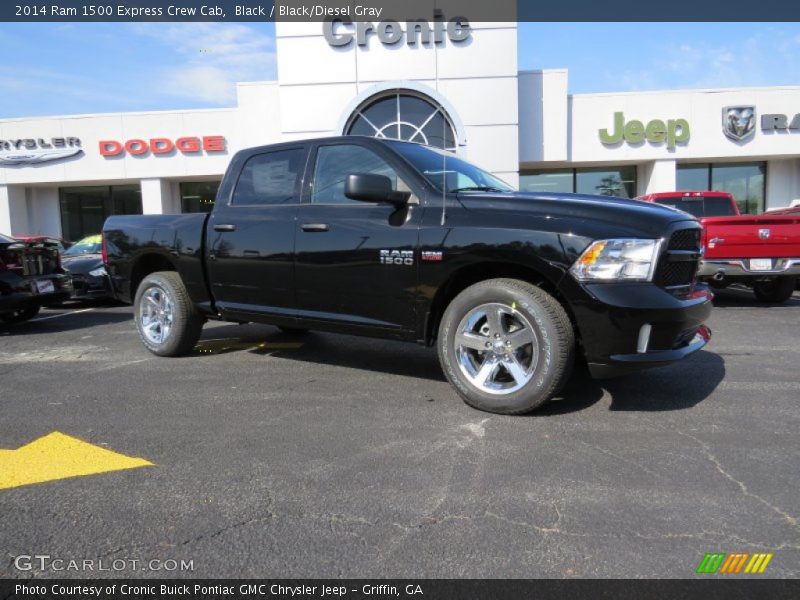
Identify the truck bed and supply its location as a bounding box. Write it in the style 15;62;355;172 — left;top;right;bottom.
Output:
103;213;210;305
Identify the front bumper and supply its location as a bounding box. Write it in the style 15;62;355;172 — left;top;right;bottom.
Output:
559;277;713;379
698;258;800;278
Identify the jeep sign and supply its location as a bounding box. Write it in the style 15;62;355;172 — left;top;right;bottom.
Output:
323;14;471;47
599;112;690;150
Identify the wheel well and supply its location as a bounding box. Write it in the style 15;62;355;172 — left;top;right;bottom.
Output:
130;253;176;298
424;262;576;345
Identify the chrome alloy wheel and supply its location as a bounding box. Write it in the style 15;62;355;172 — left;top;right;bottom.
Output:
455;302;539;395
139;285;174;345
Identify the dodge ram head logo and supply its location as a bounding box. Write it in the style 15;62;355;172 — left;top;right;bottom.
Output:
723;106;756;142
759;228;771;240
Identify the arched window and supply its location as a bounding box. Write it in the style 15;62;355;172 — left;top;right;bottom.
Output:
345;91;457;151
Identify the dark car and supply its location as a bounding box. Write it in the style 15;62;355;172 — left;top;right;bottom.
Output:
0;233;72;323
103;136;713;415
61;234;112;300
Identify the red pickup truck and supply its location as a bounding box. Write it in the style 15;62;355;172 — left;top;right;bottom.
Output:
638;192;800;303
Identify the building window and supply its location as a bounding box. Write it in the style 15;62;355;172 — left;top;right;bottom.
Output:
520;166;637;198
180;181;219;213
345;91;457;151
677;162;766;214
59;184;141;243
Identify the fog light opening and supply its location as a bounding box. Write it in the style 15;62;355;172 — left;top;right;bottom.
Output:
637;324;652;354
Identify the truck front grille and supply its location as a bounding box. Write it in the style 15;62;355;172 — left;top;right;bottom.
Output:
668;228;701;250
655;228;702;293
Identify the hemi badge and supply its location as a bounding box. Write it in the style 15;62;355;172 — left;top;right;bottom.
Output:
421;250;443;262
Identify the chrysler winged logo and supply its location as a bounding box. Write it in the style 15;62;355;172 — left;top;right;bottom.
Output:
759;228;771;240
722;106;756;142
0;137;83;167
0;148;83;167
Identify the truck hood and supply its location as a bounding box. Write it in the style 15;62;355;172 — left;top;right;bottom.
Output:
455;191;694;239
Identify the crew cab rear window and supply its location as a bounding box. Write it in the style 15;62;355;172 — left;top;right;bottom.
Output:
654;196;736;217
232;148;304;206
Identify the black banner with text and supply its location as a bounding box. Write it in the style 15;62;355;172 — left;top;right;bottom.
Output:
2;0;799;22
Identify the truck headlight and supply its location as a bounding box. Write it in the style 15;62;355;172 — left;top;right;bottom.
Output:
88;267;107;277
570;238;662;282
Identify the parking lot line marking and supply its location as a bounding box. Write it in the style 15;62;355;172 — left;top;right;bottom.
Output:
30;308;95;322
0;431;152;491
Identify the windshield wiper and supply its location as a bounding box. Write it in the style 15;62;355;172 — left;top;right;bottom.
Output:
449;186;505;193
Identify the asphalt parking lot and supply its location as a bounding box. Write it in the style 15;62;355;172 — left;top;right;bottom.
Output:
1;287;799;579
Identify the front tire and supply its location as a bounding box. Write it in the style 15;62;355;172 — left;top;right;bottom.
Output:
437;278;575;415
134;271;203;356
0;305;40;324
753;277;796;304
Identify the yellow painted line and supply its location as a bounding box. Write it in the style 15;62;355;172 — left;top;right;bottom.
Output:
758;554;773;573
0;432;152;491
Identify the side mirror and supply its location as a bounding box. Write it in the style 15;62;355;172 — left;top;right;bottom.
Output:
345;173;411;207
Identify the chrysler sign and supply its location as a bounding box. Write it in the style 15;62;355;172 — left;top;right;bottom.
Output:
0;137;82;167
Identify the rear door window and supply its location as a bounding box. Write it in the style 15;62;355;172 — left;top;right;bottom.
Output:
232;148;305;206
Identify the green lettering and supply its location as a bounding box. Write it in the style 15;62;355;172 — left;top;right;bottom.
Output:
645;119;666;143
624;120;645;144
666;119;690;149
599;112;624;144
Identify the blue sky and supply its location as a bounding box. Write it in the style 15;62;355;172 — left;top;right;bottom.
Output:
0;22;798;118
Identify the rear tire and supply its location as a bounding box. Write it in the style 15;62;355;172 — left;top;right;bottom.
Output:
437;278;575;415
0;305;40;324
753;277;796;304
134;271;203;356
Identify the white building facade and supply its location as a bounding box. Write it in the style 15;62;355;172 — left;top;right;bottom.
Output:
2;21;799;241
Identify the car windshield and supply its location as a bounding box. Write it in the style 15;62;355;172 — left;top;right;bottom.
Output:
655;196;736;218
64;234;102;255
389;141;515;194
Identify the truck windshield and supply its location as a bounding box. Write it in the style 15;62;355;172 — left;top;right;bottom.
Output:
388;141;515;194
654;197;736;217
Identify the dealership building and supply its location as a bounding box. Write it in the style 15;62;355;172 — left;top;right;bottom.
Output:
2;21;799;242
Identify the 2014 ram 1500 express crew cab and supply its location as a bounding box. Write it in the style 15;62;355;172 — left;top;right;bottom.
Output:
102;137;712;414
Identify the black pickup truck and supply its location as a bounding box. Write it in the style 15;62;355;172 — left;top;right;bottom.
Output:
103;137;712;414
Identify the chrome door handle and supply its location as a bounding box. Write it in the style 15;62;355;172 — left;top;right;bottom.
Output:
213;224;236;232
302;223;329;232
